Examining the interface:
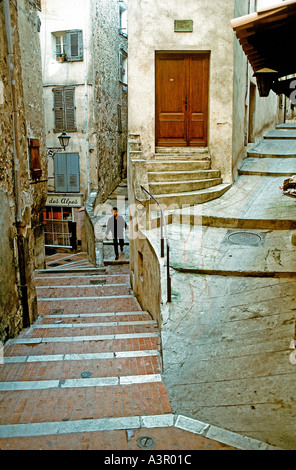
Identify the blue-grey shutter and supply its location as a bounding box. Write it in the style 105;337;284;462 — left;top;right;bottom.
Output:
53;88;65;132
64;87;76;131
66;30;83;61
66;153;80;193
54;153;67;192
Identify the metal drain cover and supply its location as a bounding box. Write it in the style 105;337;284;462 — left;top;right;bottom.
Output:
137;436;156;450
81;371;93;378
228;232;262;246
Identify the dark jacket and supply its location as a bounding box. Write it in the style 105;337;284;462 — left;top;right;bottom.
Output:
106;215;127;239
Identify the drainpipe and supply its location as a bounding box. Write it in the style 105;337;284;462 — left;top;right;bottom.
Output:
3;0;30;328
84;2;90;197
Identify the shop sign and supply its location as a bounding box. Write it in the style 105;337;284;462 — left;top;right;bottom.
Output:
46;194;82;207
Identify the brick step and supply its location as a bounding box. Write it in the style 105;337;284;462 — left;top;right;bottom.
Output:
42;312;152;323
0;381;171;426
26;322;157;338
37;297;141;316
0;355;161;383
36;285;132;299
38;268;106;274
5;335;160;359
35;274;129;286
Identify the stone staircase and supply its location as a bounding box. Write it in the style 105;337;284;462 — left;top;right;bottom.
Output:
146;147;231;208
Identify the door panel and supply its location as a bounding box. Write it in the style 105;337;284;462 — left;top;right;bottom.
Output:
155;52;209;147
156;54;187;146
188;54;209;146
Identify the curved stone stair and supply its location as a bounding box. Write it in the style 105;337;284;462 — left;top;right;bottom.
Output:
147;148;231;208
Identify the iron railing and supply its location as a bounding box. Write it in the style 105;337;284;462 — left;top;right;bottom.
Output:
140;186;171;303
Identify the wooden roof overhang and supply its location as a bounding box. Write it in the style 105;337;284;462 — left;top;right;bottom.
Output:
231;0;296;96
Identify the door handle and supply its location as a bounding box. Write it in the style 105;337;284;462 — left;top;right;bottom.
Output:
183;97;187;110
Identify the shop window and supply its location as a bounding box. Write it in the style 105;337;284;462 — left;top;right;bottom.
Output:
44;206;75;248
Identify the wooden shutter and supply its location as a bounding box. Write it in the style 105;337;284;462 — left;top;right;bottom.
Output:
66;30;83;61
54;153;67;192
66;153;80;193
53;88;65;132
54;153;79;193
29;138;42;178
64;87;76;131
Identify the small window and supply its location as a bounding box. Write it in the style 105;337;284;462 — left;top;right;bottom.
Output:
119;50;128;84
53;86;77;133
53;30;83;62
54;153;80;193
119;8;128;36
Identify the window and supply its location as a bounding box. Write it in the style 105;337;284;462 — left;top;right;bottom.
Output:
54;153;80;193
119;50;128;84
53;86;76;132
53;30;83;62
119;7;127;36
44;206;74;248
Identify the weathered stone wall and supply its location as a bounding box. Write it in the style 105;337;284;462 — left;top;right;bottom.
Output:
92;0;128;203
0;0;47;343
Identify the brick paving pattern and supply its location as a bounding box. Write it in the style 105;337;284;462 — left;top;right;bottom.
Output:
0;253;237;450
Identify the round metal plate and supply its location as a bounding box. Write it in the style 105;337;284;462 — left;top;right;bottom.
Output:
228;232;262;246
137;436;156;449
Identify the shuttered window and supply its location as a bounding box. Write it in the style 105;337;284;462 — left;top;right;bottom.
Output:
66;30;83;61
54;153;80;193
53;30;83;62
53;87;76;133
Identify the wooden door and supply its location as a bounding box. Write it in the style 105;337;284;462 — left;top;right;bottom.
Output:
155;52;209;147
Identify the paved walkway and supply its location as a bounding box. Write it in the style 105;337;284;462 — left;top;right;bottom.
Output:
144;124;296;450
0;252;237;450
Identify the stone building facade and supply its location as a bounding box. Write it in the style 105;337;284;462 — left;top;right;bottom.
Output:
39;0;128;252
0;0;47;343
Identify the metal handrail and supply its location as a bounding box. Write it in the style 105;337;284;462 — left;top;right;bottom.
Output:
140;186;171;303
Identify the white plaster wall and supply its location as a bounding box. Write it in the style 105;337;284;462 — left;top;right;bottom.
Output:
39;0;97;197
128;0;236;182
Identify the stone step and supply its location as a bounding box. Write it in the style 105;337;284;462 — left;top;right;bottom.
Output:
239;157;296;176
155;146;209;154
146;160;211;172
264;129;296;140
151;183;231;208
276;122;296;130
149;178;223;195
148;169;221;182
247;140;296;158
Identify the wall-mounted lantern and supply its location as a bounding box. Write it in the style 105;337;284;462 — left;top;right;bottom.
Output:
46;131;71;158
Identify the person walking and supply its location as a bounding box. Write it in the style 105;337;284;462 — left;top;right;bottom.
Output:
105;207;128;260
